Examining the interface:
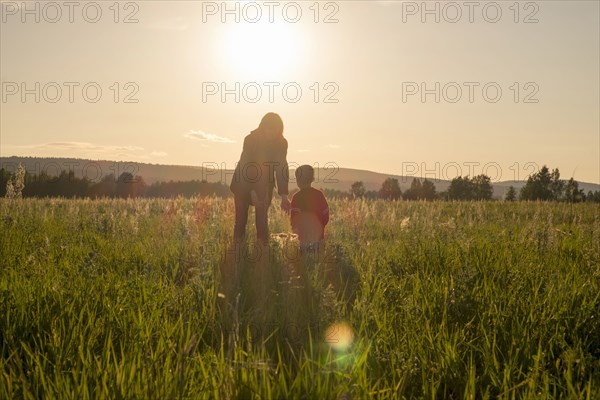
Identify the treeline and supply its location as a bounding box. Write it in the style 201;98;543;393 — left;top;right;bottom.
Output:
0;168;230;199
2;164;599;202
341;166;600;203
340;175;495;201
513;166;599;202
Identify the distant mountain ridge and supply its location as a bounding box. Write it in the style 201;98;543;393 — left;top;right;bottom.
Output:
2;156;599;199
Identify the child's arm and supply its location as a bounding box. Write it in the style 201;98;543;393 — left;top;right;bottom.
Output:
290;195;299;232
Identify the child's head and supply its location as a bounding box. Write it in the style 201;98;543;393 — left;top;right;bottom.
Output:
295;165;314;189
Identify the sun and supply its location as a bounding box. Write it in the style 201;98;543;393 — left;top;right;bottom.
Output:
222;20;303;79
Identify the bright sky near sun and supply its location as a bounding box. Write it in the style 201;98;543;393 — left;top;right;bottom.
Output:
1;1;599;183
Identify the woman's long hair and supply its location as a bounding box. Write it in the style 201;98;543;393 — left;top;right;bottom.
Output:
257;112;284;138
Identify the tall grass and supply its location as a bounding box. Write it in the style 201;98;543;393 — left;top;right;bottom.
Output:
1;198;598;398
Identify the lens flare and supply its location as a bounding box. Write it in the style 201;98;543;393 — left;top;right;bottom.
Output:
325;322;354;352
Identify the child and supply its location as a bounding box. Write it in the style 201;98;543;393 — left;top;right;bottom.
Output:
290;165;329;249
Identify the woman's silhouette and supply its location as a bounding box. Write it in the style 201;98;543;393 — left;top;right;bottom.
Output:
230;112;290;242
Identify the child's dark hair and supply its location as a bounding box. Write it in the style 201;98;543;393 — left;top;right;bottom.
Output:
295;165;314;185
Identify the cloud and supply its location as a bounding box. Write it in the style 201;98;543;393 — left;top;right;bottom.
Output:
150;151;168;157
184;130;235;144
297;149;310;153
327;144;341;149
44;142;144;152
9;142;144;153
3;142;149;161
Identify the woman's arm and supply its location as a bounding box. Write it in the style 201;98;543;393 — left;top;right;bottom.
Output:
275;139;290;211
274;138;289;196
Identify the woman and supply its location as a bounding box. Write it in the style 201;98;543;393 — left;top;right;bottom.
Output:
230;112;290;242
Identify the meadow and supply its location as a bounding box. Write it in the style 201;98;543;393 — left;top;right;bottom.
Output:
1;198;599;399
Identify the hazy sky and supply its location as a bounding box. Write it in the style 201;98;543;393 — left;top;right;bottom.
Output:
1;1;599;183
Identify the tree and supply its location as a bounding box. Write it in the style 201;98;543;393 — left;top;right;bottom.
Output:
90;174;117;198
365;190;379;200
564;178;585;203
550;168;565;200
350;181;366;198
447;175;493;200
505;186;517;201
520;166;553;200
447;176;475;200
587;190;600;203
116;172;147;198
403;178;422;200
379;178;402;200
404;178;436;201
0;168;9;197
520;166;565;201
421;179;437;200
132;175;147;198
472;174;493;200
437;190;449;201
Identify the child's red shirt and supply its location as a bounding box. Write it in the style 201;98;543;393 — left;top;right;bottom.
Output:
290;187;329;240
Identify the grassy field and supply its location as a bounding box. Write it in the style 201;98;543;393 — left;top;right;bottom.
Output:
1;198;599;399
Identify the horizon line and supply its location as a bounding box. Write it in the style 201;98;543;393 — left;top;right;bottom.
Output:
1;154;599;186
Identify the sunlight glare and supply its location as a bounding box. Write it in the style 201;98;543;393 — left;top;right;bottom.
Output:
223;20;303;79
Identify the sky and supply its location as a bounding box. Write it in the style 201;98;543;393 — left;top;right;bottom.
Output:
1;1;599;183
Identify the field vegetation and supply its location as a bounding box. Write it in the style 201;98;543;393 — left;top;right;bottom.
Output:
1;198;599;398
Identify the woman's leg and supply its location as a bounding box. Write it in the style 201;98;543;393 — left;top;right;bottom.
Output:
255;202;269;243
233;193;250;240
